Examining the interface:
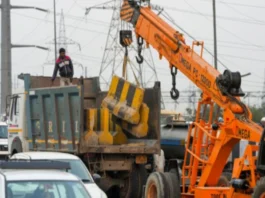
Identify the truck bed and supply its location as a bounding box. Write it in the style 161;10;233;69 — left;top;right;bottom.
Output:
21;74;161;155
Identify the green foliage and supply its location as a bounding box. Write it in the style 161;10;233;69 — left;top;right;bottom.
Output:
249;104;265;123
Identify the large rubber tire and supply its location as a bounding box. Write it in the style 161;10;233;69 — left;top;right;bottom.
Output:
145;172;170;198
222;172;232;181
217;176;230;187
164;172;181;198
253;177;265;198
120;164;147;198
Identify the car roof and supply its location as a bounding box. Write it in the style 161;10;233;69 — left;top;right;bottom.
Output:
1;170;80;181
11;152;80;160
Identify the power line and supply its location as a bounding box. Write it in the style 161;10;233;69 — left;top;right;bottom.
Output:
182;0;263;49
12;12;109;35
201;0;265;9
219;54;265;62
155;5;265;26
219;1;264;24
161;11;229;70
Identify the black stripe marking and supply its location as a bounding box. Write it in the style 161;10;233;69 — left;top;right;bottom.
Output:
126;85;136;107
109;114;111;131
118;106;126;118
115;78;125;101
127;123;133;132
97;109;100;131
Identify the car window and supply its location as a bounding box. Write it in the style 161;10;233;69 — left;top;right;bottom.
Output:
7;180;91;198
0;125;7;138
54;159;93;183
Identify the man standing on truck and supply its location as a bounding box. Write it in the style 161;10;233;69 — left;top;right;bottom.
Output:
51;48;74;86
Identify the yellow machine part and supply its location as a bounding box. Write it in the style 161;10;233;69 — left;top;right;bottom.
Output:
101;75;144;125
85;108;128;145
120;103;149;138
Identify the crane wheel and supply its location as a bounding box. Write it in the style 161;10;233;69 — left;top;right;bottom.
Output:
222;172;232;181
252;177;265;198
145;172;181;198
217;176;230;187
120;164;147;198
164;172;181;197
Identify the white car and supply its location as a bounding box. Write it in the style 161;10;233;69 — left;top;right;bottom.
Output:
11;152;107;198
0;168;91;197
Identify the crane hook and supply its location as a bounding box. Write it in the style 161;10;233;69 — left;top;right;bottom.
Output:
136;53;144;64
137;36;144;46
170;88;179;100
136;37;144;64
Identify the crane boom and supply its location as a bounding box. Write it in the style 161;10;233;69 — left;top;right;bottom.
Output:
120;0;264;195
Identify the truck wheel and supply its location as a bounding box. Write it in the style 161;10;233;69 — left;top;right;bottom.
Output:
120;164;147;198
145;172;169;198
164;172;181;197
253;177;265;198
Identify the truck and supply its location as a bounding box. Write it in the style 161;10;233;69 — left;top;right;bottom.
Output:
7;73;161;198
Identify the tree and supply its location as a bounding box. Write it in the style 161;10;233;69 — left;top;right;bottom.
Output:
249;104;265;123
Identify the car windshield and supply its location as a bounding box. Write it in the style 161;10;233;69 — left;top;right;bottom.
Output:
54;159;93;183
0;125;7;138
6;180;91;198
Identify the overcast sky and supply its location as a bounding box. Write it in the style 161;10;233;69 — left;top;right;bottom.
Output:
1;0;265;113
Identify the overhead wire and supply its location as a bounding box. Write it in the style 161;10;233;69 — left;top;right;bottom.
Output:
12;12;109;35
219;1;265;24
200;0;265;9
160;7;265;84
161;10;229;69
12;1;57;66
182;0;263;49
154;5;265;26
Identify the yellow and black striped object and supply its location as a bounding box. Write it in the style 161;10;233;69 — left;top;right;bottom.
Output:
86;108;109;133
113;103;149;138
120;0;135;23
85;108;128;145
102;75;145;125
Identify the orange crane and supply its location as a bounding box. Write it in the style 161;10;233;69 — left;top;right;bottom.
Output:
119;0;265;197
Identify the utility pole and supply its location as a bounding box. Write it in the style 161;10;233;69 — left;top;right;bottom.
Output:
1;0;11;114
0;0;49;113
262;69;265;106
213;0;218;69
54;0;57;61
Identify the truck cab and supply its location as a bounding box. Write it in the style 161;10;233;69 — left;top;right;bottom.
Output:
6;89;26;155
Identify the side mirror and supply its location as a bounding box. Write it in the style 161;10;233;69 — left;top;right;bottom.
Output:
92;173;101;183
